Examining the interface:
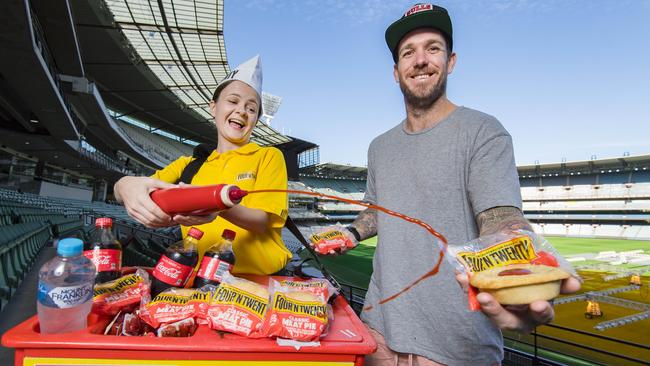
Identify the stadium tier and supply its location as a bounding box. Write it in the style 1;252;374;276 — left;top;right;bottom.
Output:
294;157;650;239
0;196;84;312
0;185;181;311
115;119;194;168
531;223;650;239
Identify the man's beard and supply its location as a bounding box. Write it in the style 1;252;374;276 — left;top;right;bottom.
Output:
399;71;448;110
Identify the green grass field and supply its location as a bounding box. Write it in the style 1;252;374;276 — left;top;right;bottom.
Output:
545;236;650;255
315;235;650;288
309;237;376;289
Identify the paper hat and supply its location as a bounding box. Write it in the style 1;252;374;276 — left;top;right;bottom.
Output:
212;55;263;115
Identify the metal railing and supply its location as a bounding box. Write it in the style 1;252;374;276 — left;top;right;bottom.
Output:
335;281;649;366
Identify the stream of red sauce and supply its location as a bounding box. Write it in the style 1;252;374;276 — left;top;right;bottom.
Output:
247;189;449;311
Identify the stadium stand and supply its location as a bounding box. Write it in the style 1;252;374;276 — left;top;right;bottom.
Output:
293;156;650;240
115;119;194;167
0;0;310;340
0;183;183;314
0;193;84;312
293;163;369;224
519;158;650;240
0;185;177;239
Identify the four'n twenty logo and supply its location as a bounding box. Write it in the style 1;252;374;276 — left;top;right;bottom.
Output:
237;172;256;182
223;69;239;81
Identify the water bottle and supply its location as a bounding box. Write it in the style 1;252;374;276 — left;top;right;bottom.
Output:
37;238;96;334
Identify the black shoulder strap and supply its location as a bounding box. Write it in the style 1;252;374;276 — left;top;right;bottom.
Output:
176;143;216;184
285;216;341;292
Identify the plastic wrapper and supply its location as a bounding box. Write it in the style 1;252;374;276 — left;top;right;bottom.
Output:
122;312;155;336
276;278;338;301
103;310;155;337
104;311;125;336
139;286;212;329
309;225;356;255
207;272;269;338
447;230;577;309
262;278;330;342
194;284;217;325
92;268;150;316
157;317;197;337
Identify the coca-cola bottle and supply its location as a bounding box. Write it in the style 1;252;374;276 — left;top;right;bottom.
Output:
194;229;236;288
83;217;122;284
151;227;202;297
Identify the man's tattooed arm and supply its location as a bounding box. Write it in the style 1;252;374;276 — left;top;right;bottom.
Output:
350;208;377;240
476;206;533;236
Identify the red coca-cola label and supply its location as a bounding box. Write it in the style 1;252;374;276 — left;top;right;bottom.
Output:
83;249;121;272
153;255;194;286
197;257;233;283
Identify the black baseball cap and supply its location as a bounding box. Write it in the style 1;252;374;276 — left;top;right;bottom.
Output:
385;3;453;62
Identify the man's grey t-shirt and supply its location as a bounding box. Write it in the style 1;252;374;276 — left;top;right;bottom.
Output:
360;107;522;365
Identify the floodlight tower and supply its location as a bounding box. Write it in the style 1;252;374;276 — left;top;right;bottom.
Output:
260;92;282;126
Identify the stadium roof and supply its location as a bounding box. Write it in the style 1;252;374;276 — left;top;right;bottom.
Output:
73;0;290;146
0;1;308;186
518;154;650;177
299;155;650;181
300;163;368;180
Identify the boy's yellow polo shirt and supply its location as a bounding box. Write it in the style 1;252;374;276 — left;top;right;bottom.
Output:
151;142;291;275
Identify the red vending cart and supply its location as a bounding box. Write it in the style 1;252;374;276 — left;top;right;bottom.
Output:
2;282;376;366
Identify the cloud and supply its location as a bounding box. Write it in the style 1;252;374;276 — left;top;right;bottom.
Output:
241;0;411;25
241;0;650;27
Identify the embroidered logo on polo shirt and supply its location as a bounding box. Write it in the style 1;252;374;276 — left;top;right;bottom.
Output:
236;172;257;182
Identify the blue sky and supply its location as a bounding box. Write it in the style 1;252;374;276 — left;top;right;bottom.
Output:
224;0;650;167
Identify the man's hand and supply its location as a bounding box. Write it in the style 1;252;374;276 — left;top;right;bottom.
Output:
456;273;581;333
309;226;358;255
114;176;175;228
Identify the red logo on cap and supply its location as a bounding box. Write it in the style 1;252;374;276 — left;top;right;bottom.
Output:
405;3;432;17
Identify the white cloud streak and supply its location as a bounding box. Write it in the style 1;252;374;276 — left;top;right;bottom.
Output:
241;0;650;25
238;0;622;25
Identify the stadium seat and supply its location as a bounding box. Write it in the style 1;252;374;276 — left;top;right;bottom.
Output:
146;237;168;255
0;221;51;311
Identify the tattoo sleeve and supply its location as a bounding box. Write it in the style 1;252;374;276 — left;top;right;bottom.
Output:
476;206;533;237
351;208;377;240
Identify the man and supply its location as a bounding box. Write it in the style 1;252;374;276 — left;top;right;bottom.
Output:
314;4;580;365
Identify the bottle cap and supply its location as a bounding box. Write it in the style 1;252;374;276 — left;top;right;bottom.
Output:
95;217;113;228
222;229;236;241
57;238;84;257
188;227;204;240
228;186;248;203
